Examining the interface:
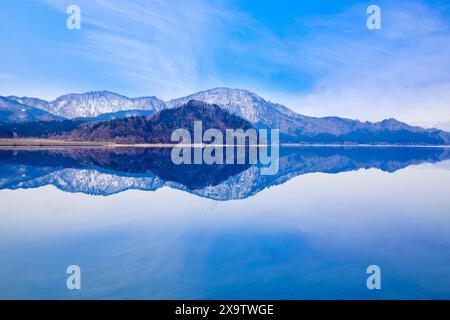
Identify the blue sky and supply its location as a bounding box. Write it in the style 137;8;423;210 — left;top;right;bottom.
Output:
1;0;449;123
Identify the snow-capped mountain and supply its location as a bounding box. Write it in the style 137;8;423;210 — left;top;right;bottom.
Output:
167;87;309;132
50;91;166;119
8;91;165;119
0;96;62;123
167;87;297;122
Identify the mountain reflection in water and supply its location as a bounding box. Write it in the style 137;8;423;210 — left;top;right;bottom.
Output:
0;146;448;200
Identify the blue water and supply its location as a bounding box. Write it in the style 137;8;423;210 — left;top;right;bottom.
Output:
0;147;449;299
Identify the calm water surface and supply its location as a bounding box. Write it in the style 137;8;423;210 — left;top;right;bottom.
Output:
0;147;449;299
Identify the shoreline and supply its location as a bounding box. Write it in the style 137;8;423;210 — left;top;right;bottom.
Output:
0;138;449;149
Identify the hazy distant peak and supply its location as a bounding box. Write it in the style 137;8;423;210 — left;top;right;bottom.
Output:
0;96;61;123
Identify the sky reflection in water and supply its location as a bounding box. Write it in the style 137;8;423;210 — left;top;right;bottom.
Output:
0;147;449;299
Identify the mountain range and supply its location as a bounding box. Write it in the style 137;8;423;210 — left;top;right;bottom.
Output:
1;88;449;144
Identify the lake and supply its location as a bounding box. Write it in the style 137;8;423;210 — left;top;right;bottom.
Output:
0;146;449;299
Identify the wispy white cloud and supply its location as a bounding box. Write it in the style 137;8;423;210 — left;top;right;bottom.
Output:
282;1;450;123
40;0;450;123
42;0;238;99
